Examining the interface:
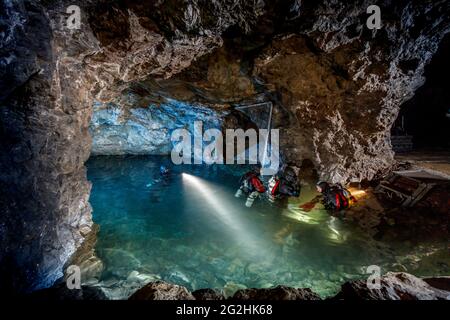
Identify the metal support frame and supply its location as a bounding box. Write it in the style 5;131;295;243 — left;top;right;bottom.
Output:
375;174;435;207
235;101;273;167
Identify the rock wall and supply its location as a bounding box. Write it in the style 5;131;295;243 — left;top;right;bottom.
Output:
27;272;450;300
126;273;450;300
90;99;225;155
87;0;450;183
0;0;449;292
0;0;94;292
0;0;262;292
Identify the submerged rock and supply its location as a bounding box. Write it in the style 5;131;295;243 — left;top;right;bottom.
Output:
129;281;195;300
333;272;450;300
100;248;142;278
95;274;162;300
25;272;450;300
165;270;192;289
223;282;247;298
232;285;321;300
127;271;161;284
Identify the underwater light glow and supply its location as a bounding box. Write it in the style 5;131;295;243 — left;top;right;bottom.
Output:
181;172;270;257
182;173;271;258
348;189;366;197
182;173;238;230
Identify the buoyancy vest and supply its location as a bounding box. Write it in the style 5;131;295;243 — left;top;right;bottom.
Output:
268;175;301;199
268;176;281;196
323;186;350;211
242;172;266;193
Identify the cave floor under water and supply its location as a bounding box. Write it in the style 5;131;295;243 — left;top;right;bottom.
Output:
86;156;449;299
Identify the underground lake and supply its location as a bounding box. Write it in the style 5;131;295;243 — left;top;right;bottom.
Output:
3;0;450;303
86;156;449;299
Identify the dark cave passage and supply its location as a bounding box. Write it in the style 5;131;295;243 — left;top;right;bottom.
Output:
394;33;450;150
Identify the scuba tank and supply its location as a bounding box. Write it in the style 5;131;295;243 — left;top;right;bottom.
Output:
236;171;265;207
267;175;280;202
245;191;259;207
235;188;244;198
235;173;252;198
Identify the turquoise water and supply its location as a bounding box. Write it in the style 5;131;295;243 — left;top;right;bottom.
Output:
87;156;448;298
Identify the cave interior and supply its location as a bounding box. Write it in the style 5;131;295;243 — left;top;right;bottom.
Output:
0;0;449;300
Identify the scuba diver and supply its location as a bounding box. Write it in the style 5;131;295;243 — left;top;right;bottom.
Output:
299;181;356;216
235;165;266;207
159;165;170;176
147;165;171;187
267;166;301;204
147;165;172;202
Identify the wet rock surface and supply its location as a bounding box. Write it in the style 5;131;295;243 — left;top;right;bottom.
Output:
232;286;321;300
64;224;104;284
333;272;450;300
192;288;226;301
123;273;449;300
1;0;449;293
25;272;450;300
129;280;195;300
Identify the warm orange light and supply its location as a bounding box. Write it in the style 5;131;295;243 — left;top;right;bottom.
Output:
348;189;366;197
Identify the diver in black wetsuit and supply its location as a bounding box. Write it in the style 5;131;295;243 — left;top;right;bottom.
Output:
299;181;356;216
148;165;172;202
316;181;356;213
266;166;301;206
159;165;170;176
235;165;266;207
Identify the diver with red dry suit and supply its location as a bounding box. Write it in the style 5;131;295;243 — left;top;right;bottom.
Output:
267;166;301;205
300;181;356;216
235;165;266;207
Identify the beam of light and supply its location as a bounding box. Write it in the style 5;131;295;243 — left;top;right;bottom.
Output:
182;173;238;230
181;173;269;256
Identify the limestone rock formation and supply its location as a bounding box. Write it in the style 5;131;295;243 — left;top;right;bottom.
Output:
64;224;104;284
129;281;195;300
232;285;321;300
1;0;449;293
26;273;450;300
192;288;226;300
90;98;225;155
333;272;450;300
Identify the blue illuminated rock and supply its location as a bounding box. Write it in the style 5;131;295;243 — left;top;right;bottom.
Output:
90;99;225;155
